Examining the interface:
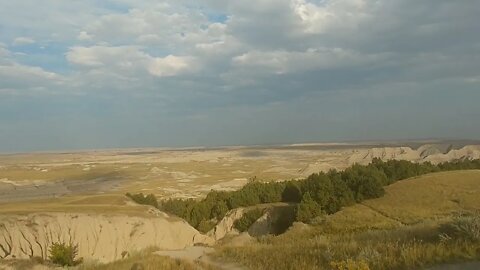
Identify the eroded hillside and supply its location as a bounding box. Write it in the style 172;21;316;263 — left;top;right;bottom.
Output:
0;212;213;263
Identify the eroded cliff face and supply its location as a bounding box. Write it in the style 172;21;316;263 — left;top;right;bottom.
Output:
207;208;245;241
207;204;295;241
346;145;480;165
0;212;213;263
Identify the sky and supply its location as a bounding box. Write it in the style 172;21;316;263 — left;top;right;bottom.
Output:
0;0;479;152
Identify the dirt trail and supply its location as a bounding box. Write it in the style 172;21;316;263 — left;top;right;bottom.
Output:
359;203;407;226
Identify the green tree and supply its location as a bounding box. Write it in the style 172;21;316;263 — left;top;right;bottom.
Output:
341;165;386;201
282;181;302;203
295;192;323;223
210;200;229;220
234;208;264;232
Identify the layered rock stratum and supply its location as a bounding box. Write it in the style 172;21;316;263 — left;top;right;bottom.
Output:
0;212;213;263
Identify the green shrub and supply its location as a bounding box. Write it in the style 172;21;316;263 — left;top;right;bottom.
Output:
234;208;265;232
282;182;302;202
49;242;81;266
440;214;480;241
295;192;323;223
157;159;480;232
197;219;217;233
126;193;158;208
341;165;386;202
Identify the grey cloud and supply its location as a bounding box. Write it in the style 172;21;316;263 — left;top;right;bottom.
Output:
1;0;479;151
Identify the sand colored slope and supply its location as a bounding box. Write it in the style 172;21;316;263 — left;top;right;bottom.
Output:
0;211;214;263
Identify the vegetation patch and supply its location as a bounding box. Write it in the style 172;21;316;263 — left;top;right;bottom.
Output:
126;159;480;233
49;242;82;267
216;213;480;270
440;214;480;241
78;247;220;270
125;192;158;208
234;208;265;232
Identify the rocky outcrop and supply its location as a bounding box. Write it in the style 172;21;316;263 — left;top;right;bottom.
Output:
248;205;295;237
207;208;245;241
346;145;480;165
207;204;296;241
0;212;213;263
347;147;421;165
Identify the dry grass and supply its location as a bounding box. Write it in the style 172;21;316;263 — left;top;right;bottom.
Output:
215;171;480;270
216;219;480;270
323;170;480;232
79;248;220;270
0;194;155;216
361;170;480;224
1;248;221;270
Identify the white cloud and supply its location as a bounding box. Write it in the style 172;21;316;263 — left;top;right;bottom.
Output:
66;46;147;67
232;48;386;74
66;45;195;78
12;37;35;46
77;31;93;41
292;0;371;34
81;5;213;48
0;63;64;91
1;0;479;97
148;55;194;77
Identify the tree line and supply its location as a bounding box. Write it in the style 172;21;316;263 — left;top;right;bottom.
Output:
127;158;480;233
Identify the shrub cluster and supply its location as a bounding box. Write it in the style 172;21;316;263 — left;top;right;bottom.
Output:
125;192;158;208
439;214;480;241
49;242;81;266
234;208;265;232
127;158;480;231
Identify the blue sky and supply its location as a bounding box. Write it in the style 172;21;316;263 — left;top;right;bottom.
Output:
0;0;479;152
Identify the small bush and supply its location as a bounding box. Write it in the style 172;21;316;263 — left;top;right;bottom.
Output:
440;214;480;241
49;242;81;266
126;193;158;208
197;219;217;233
234;208;264;232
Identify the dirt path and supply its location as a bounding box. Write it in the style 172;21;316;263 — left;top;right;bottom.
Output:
360;202;408;225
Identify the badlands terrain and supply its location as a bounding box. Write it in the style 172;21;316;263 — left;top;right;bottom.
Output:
1;140;479;205
0;140;480;269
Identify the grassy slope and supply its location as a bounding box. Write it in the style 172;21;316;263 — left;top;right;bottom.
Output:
0;194;159;216
325;170;480;231
215;170;480;270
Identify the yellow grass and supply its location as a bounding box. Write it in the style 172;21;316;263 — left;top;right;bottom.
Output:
323;170;480;232
215;171;480;270
0;194;154;216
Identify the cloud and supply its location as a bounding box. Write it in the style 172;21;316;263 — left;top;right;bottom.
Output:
1;0;480;150
232;48;387;74
0;45;63;91
66;45;195;78
0;63;63;92
148;55;194;77
12;37;35;46
77;31;93;41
